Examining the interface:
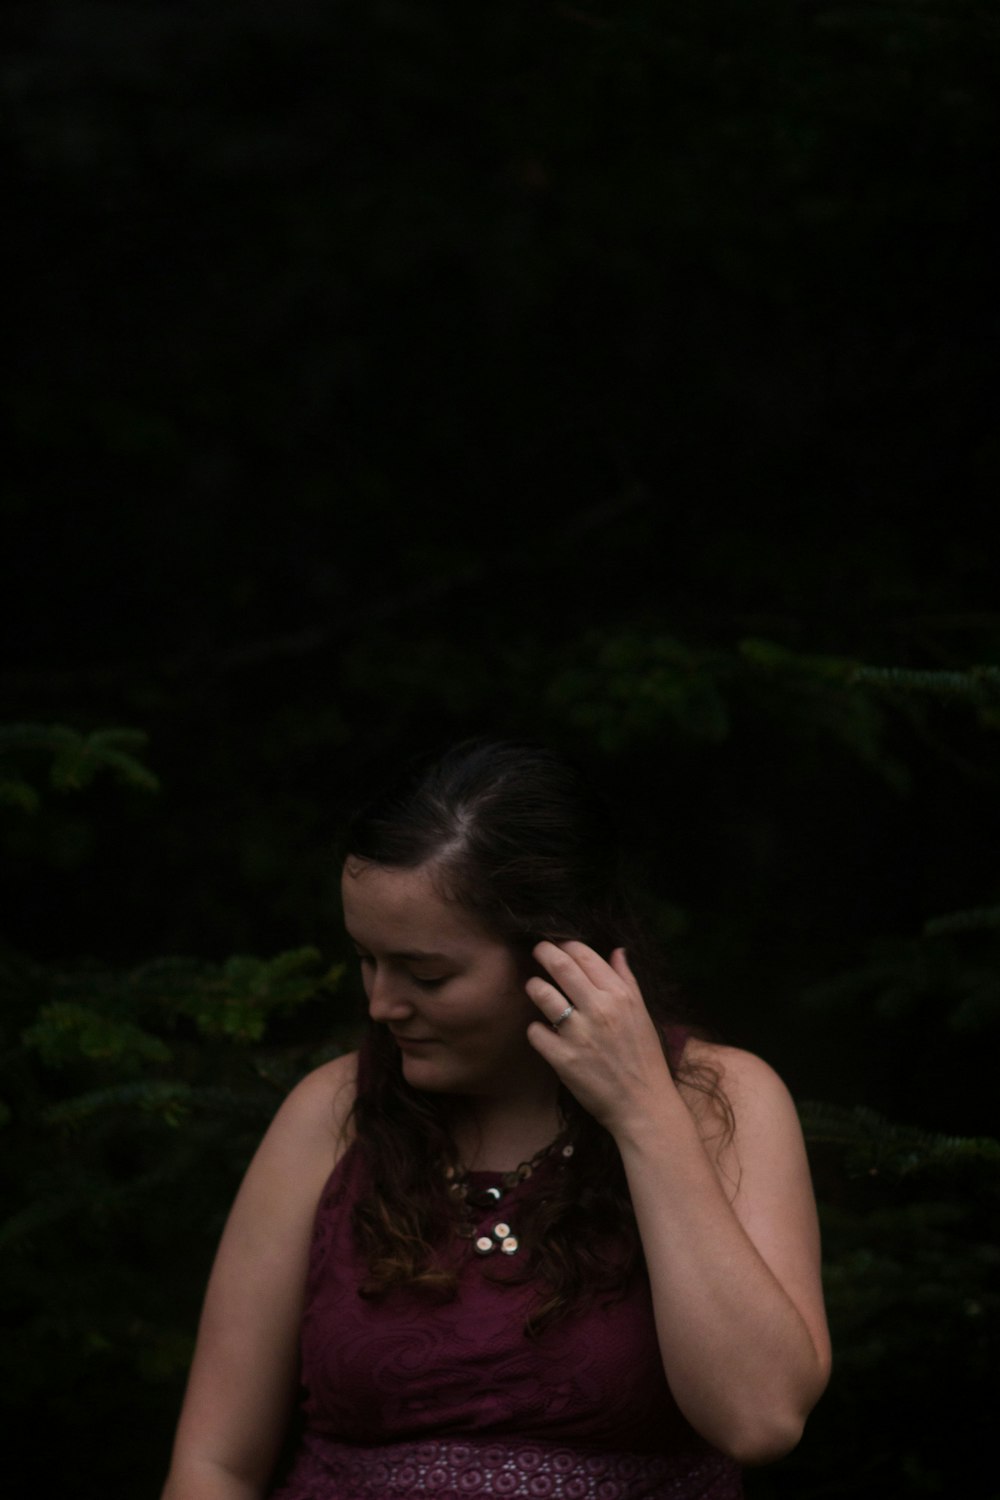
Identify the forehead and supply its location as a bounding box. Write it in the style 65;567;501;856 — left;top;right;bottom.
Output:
341;860;498;954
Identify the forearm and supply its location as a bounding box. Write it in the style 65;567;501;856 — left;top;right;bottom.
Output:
524;946;829;1462
617;1094;828;1464
161;1453;266;1500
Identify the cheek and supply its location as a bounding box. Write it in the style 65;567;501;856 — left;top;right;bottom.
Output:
449;976;524;1031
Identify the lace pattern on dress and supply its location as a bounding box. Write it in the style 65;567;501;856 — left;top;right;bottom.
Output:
273;1433;741;1500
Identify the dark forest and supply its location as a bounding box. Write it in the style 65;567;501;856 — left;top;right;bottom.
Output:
2;2;998;1495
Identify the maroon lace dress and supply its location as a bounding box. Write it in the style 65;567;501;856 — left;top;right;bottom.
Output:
269;1117;743;1500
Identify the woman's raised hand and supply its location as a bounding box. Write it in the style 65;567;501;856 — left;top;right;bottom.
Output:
525;941;673;1133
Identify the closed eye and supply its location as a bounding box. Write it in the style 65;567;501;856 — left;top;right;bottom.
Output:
353;950;445;989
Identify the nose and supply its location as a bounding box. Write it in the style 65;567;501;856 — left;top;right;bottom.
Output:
366;965;415;1023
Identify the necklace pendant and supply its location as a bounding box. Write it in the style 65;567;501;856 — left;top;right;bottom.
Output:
449;1127;572;1262
467;1182;504;1209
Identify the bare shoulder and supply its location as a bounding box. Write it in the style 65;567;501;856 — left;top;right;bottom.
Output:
690;1038;796;1100
677;1039;808;1182
204;1051;360;1287
680;1038;797;1116
274;1050;359;1145
242;1050;359;1208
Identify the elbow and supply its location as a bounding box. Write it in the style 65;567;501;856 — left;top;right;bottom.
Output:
722;1413;806;1468
717;1366;831;1468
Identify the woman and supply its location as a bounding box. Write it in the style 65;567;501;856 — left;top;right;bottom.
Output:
162;740;830;1500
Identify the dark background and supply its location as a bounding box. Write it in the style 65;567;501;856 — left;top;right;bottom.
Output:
2;1;998;1495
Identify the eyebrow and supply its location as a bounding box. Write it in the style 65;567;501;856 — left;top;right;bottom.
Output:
350;941;451;962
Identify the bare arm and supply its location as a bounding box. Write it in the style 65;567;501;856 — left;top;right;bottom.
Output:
527;944;830;1467
615;1041;830;1463
161;1054;357;1500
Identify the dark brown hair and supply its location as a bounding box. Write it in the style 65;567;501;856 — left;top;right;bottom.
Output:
344;738;724;1330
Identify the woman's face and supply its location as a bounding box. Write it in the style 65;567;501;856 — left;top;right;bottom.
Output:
342;858;551;1102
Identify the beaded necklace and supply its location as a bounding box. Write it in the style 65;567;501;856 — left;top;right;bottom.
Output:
444;1136;575;1257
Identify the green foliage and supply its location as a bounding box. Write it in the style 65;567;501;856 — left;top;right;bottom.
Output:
790;1135;1000;1500
851;664;1000;719
0;731;358;1494
737;639;913;791
925;905;1000;937
0;936;358;1493
545;631;929;791
738;640;859;684
23;1001;173;1069
547;631;731;749
0;776;40;813
802;928;1000;1034
0;723;160;809
799;1102;1000;1180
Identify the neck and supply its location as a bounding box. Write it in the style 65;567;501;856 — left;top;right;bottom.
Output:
450;1088;564;1173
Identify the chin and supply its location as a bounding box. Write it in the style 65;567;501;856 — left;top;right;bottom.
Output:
399;1053;457;1089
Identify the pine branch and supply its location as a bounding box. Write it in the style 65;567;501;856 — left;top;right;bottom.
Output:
798;1101;1000;1179
849;665;1000;706
0;723;160;798
40;1079;277;1128
924;906;1000;937
22;1003;173;1069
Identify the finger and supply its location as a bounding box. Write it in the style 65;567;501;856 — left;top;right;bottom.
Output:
608;946;632;980
525;974;578;1028
561;939;623;987
525;1017;566;1065
532;940;597;997
538;940;630;999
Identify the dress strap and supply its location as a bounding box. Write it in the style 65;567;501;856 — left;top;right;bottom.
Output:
661;1023;690;1072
